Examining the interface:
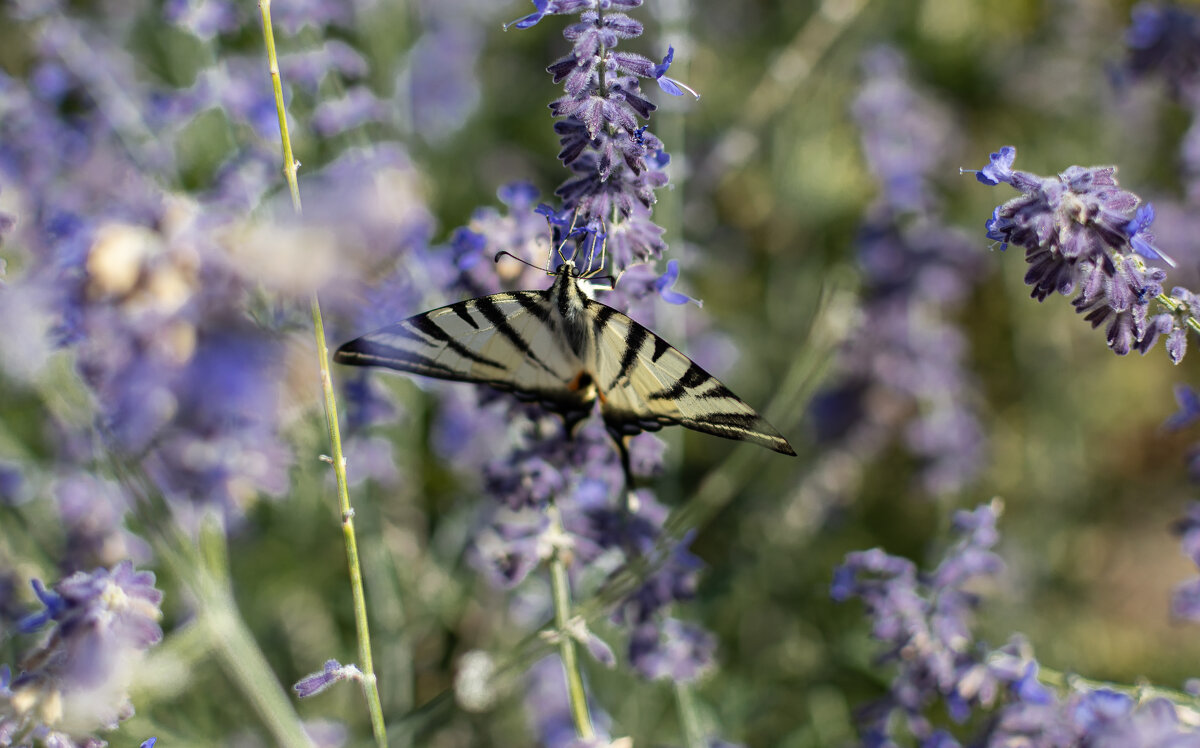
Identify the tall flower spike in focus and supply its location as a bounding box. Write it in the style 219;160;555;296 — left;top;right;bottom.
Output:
973;146;1198;361
531;0;690;272
456;2;739;741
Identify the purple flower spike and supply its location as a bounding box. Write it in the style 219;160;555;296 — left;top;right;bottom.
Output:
653;259;702;307
505;0;550;30
140;739;158;748
653;46;700;99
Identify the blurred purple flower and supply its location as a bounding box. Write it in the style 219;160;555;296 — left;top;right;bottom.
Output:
3;562;162;742
1122;3;1200;101
280;40;370;94
628;618;714;682
54;472;150;573
1165;384;1200;430
312;86;389;137
164;0;241;40
842;502;1200;744
834;502;1006;740
406;26;484;142
809;48;985;498
855;48;957;211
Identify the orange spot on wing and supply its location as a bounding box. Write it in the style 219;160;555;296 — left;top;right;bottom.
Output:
568;370;605;403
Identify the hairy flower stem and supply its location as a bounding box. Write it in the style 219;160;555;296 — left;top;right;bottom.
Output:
256;3;387;745
548;502;595;739
1156;291;1200;337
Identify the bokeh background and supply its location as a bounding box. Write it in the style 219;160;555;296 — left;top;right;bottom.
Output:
2;0;1200;746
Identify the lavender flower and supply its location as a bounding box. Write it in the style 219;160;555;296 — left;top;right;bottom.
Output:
1165;384;1200;431
1122;3;1200;101
1;562;162;744
974;146;1196;361
294;659;363;699
833;502;1007;740
809;48;985;497
536;3;684;271
840;501;1200;745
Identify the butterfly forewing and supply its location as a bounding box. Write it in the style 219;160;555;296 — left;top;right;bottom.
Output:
335;291;593;420
586;300;796;455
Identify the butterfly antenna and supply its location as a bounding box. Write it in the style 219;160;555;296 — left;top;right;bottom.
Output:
493;250;543;272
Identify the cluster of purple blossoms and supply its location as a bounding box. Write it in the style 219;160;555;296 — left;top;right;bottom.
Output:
835;502;1200;745
809;48;985;497
1;562;163;747
0;1;440;528
975;145;1197;361
510;0;692;273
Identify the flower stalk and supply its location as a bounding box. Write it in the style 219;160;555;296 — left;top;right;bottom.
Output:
547;501;595;739
256;2;386;745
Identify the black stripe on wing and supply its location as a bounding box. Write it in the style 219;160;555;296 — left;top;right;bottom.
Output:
608;355;796;455
408;315;504;369
473;295;563;378
647;361;710;401
333;336;461;379
608;320;648;390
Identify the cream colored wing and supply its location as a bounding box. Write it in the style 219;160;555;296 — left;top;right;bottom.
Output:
585;301;796;455
335;291;593;421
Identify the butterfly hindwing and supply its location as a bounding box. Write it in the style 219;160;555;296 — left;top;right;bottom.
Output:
334;291;593;421
585;299;796;456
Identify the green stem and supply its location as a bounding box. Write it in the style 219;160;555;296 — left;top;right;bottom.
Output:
1156;291;1200;336
1037;664;1200;710
256;2;387;745
674;682;706;748
548;503;595;739
123;461;318;748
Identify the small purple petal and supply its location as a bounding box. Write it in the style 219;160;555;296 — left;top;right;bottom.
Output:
1164;384;1200;430
504;0;549;30
653;260;702;307
976;146;1016;186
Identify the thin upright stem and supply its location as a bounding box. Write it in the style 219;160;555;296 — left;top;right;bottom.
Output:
548;503;595;739
256;2;386;745
674;681;706;748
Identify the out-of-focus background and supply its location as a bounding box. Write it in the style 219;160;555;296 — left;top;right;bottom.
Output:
2;0;1200;746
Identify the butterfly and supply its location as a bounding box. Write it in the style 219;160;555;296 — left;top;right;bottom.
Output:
335;261;796;466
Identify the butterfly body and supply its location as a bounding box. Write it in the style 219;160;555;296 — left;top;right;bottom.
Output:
335;263;795;456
